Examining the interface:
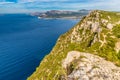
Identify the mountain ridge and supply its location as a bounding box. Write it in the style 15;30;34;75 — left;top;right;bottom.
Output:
30;10;90;19
28;10;120;80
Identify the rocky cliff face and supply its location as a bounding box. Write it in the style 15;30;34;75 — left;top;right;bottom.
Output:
28;10;120;80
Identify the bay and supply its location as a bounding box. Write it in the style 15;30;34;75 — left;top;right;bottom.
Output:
0;14;79;80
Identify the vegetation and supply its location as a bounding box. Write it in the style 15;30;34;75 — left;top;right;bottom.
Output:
28;10;120;80
100;11;120;23
113;24;120;38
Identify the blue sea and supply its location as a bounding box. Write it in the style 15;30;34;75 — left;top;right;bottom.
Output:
0;14;79;80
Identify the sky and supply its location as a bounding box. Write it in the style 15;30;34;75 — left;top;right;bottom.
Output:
0;0;120;13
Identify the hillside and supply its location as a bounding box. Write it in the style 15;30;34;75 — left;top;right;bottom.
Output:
34;10;90;19
28;10;120;80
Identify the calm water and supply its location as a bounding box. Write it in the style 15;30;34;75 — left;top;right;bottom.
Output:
0;14;79;80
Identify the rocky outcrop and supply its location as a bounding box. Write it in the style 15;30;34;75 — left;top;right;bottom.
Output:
63;51;120;80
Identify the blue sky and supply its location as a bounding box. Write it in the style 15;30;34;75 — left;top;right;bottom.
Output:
0;0;120;13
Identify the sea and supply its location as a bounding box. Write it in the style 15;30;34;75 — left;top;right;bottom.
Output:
0;14;79;80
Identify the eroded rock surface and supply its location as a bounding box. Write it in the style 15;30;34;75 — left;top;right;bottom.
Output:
63;51;120;80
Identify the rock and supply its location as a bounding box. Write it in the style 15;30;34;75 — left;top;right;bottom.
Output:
63;51;120;80
108;16;111;20
62;51;80;68
91;22;100;32
115;41;120;53
107;23;113;30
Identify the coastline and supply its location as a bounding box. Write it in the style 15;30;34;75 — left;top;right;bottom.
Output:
38;16;82;20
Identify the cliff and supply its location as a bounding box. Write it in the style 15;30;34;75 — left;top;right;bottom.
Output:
28;10;120;80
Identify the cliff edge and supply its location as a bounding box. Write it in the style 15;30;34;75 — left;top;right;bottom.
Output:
28;10;120;80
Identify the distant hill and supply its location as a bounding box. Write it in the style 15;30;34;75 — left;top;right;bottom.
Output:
28;10;120;80
30;9;90;19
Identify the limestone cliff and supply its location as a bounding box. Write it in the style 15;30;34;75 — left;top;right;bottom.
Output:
28;10;120;80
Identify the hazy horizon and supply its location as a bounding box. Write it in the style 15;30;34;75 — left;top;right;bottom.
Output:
0;0;120;14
